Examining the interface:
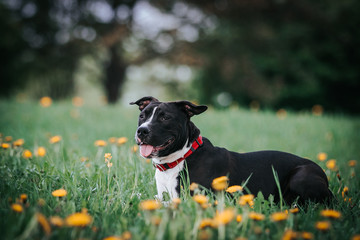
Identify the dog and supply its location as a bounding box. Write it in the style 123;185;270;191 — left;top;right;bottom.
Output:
130;96;333;204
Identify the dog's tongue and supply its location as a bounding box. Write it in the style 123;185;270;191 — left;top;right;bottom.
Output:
140;145;154;157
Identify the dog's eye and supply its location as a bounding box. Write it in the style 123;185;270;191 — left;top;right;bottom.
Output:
160;115;170;121
139;114;145;119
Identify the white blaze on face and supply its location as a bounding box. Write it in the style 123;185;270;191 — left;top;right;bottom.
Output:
138;107;158;157
139;106;158;129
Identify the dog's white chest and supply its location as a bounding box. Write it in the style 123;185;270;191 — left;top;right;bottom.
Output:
154;161;184;200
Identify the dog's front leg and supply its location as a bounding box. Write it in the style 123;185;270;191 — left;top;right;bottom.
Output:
155;170;179;202
155;171;165;201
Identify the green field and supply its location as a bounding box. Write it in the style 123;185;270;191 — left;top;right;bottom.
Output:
0;99;359;240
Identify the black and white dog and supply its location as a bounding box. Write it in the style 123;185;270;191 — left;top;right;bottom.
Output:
131;96;332;204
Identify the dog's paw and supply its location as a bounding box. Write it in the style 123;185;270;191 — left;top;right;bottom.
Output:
154;194;162;201
161;201;172;207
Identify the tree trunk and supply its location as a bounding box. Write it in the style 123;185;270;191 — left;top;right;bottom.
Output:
105;46;126;104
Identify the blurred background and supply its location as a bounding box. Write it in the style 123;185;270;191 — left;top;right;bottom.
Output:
1;0;359;113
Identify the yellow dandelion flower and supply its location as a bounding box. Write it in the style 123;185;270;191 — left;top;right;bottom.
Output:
317;152;327;162
212;208;235;227
342;186;349;198
211;176;229;191
108;137;117;144
11;203;23;213
40;96;52;107
1;143;10;149
193;194;208;205
312;104;324;116
80;156;89;162
51;189;67;197
20;194;28;203
37;213;51;235
65;212;93;227
22;149;32;158
104;153;112;161
289;208;299;214
49;135;61;144
189;182;199;191
117;137;128;146
226;185;243;194
270;212;288;222
320;209;341;219
315;221;331;231
5;136;13;142
103;236;122;240
13;138;25;147
50;216;64;227
281;230;298;240
94;140;107;147
239;194;255;207
172;198;181;208
199;218;214;229
131;145;138;153
122;231;132;240
301;232;314;240
348;160;357;167
139;200;162;211
276;109;287;120
326;159;337;170
248;212;265;221
352;234;360;240
36;147;46;157
236;214;243;222
72;96;84;107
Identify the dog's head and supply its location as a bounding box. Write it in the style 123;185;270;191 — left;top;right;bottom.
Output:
130;96;207;158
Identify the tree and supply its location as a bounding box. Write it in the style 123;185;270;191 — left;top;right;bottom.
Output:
0;0;134;102
1;0;359;113
186;0;360;113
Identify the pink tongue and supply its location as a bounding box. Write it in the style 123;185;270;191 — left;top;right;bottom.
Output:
140;145;154;157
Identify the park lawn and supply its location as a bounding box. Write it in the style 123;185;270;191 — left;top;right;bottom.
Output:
0;99;359;240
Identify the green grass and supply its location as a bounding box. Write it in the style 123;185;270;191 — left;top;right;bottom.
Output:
0;99;359;240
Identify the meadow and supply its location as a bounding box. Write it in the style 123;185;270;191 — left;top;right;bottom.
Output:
0;98;359;240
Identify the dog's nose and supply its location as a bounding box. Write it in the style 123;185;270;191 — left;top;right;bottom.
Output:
137;126;149;137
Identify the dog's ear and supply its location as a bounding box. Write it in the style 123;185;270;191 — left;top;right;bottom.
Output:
176;101;208;118
130;96;159;111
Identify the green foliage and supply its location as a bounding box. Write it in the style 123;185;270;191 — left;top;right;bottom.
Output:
2;0;360;111
193;0;360;113
0;100;359;239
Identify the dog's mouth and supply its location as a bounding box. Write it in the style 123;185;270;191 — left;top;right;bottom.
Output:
138;137;175;158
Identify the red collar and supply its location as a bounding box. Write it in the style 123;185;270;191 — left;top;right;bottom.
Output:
153;136;203;172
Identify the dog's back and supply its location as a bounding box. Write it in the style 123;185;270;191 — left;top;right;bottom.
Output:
184;137;331;203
